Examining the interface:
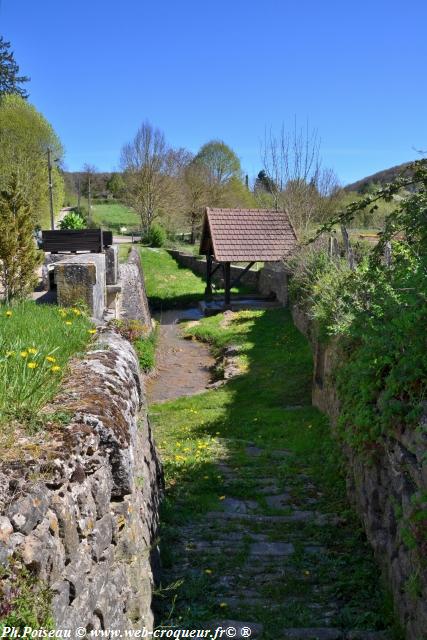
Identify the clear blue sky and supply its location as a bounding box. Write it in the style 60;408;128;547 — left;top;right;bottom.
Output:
1;0;426;184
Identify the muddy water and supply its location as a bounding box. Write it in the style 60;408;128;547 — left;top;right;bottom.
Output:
146;308;215;404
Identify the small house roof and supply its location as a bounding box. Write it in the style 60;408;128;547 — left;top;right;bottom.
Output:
199;207;298;262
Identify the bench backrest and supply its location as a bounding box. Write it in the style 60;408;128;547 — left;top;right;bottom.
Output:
42;229;112;253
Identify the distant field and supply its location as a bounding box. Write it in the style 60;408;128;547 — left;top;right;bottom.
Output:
90;202;140;232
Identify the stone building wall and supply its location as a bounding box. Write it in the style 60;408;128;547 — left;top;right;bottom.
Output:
291;306;427;640
0;330;162;633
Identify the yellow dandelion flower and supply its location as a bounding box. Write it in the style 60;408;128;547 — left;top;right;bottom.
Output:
72;308;81;316
45;356;56;363
50;365;61;373
88;329;97;334
27;348;38;355
5;310;12;317
27;362;38;369
65;321;72;326
20;351;28;358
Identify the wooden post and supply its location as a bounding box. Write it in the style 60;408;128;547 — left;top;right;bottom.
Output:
341;224;356;270
205;254;213;299
223;262;231;308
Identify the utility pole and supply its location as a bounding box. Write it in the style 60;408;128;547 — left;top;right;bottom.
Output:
87;175;91;225
77;176;81;209
47;148;55;230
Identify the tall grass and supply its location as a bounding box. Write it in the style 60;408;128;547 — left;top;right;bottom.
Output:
0;301;93;426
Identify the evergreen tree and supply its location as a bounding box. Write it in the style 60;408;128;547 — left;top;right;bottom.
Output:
0;176;42;302
0;36;30;98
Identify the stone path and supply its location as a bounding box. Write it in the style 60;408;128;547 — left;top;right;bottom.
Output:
146;308;215;403
158;440;391;639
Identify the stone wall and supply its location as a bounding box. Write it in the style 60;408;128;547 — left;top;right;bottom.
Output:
0;330;162;633
257;261;290;305
120;248;152;327
291;306;427;640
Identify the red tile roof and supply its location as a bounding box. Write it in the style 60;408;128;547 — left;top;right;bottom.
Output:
200;208;298;262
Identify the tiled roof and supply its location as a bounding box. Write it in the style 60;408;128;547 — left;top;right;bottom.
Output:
200;208;298;262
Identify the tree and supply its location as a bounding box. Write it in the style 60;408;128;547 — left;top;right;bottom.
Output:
120;122;178;234
0;176;42;301
261;120;341;233
193;140;241;186
106;172;125;199
183;160;210;243
0;36;30;99
0;94;64;227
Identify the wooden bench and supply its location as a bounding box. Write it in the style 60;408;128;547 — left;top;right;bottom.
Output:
42;229;113;254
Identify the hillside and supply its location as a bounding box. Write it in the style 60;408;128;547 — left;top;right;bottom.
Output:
344;161;415;193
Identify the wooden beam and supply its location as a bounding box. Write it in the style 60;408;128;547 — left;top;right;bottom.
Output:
230;262;255;289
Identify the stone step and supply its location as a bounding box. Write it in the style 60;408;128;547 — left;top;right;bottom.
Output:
206;510;331;525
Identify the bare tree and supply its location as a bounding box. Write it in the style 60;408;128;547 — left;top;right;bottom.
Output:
82;163;97;223
120;122;175;234
261;119;341;234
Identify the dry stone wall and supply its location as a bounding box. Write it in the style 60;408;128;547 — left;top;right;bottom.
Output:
291;306;427;640
0;330;162;633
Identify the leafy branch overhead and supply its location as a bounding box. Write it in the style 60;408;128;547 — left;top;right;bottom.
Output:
313;158;427;260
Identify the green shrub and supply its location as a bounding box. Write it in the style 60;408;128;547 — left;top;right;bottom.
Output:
59;211;86;230
147;223;166;247
0;178;42;302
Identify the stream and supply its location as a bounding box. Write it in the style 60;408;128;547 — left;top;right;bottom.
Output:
146;308;215;404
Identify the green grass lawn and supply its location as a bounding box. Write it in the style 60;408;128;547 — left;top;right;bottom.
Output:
90;202;140;232
139;248;206;309
139;247;254;310
0;301;93;437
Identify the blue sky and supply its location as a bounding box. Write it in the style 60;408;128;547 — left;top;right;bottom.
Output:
1;0;426;184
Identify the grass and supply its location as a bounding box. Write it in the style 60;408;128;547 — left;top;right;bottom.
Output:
0;301;93;431
134;329;157;372
140;247;400;637
151;310;399;635
90;202;140;232
139;248;206;309
0;558;53;632
139;247;253;310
